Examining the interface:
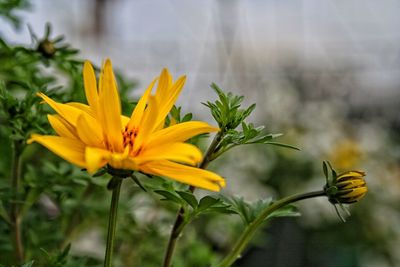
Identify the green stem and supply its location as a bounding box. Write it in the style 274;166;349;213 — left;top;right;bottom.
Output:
104;178;122;267
10;141;24;265
217;190;326;267
162;130;225;267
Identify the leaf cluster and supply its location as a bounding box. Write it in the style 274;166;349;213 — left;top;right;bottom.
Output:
222;196;300;225
203;83;298;161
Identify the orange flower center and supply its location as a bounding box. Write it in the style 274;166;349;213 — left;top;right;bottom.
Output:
122;126;138;148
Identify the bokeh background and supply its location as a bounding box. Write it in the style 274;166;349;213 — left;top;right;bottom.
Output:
1;1;400;267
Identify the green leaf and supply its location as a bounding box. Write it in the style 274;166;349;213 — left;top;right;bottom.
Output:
198;196;219;211
130;174;147;192
263;142;300;150
154;190;182;204
266;205;301;219
177;191;198;208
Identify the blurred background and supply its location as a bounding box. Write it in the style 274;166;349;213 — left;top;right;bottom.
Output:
1;1;400;267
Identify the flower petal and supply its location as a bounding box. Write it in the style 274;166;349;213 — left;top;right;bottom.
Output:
83;61;99;114
127;78;156;130
85;146;110;174
76;113;104;147
146;121;219;147
153;75;186;128
137;142;202;166
47;115;78;139
38;93;83;126
66;102;95;118
140;160;225;191
27;134;86;168
154;68;172;102
133;95;159;152
98;59;123;152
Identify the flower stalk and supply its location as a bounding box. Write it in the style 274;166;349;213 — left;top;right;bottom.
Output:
217;190;326;267
104;177;123;267
163;130;225;267
10;140;24;265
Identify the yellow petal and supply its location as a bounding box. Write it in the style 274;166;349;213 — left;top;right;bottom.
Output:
153;75;186;128
66;102;96;118
85;146;110;174
127;78;156;130
146;121;219;147
342;187;368;198
121;115;130;130
83;61;99;114
27;134;86;168
76;113;104;147
133;96;159;152
98;59;123;152
140;160;225;191
137;142;202;166
154;68;171;102
47;114;78;139
38;93;83;126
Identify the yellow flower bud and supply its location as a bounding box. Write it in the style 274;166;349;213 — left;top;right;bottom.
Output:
325;170;367;204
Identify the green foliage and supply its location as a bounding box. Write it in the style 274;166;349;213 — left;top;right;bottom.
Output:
203;83;256;130
154;189;233;217
203;83;298;161
0;0;30;29
223;196;300;225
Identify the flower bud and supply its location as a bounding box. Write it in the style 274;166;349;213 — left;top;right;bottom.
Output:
325;171;367;204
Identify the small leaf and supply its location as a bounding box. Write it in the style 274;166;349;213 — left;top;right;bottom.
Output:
177;191;198;208
130;174;147;192
264;142;300;150
266;205;301;219
154;190;182;204
198;196;219;211
323;161;328;180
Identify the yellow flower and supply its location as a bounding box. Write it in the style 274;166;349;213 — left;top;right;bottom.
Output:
28;59;225;191
326;171;367;204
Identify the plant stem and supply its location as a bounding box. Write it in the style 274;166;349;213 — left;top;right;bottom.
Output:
162;131;224;267
10;141;24;265
104;178;122;267
217;190;326;267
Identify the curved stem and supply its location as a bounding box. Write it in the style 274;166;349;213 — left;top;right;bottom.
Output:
104;178;122;267
10;141;24;265
217;190;326;267
162;131;224;267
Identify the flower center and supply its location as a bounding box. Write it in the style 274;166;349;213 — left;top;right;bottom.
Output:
122;126;138;148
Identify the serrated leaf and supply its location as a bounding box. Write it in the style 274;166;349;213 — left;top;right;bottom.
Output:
154;190;182;204
198;196;219;211
177;191;198;208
